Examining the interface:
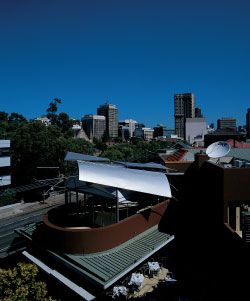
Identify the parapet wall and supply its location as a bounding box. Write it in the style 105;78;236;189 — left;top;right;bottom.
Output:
41;200;169;254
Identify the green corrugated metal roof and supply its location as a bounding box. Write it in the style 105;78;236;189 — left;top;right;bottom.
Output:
15;222;42;240
16;223;174;289
62;225;173;288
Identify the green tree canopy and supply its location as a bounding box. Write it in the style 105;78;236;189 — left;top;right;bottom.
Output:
11;121;94;185
0;189;16;207
46;98;62;125
0;262;57;301
101;140;172;163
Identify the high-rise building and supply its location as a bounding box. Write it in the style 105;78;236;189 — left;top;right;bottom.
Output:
82;115;106;141
119;119;138;138
174;93;195;139
246;109;250;139
97;103;118;139
217;117;236;131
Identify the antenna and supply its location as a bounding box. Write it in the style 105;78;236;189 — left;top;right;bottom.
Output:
206;141;231;159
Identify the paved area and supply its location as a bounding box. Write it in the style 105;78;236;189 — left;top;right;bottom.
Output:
128;267;169;298
0;194;65;221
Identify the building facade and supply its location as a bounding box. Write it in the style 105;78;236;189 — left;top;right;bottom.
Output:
134;127;154;141
97;103;118;139
82;115;106;140
119;119;138;138
217;117;237;131
34;116;51;126
153;124;167;138
0;140;11;188
174;93;195;139
185;118;207;146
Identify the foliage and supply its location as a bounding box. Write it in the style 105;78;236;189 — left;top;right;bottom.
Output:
0;189;16;207
0;262;57;301
93;138;107;152
101;140;172;163
46;98;74;134
11;121;94;185
46;98;62;125
0;111;28;139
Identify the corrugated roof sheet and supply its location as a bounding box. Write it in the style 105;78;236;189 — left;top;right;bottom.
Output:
115;161;167;171
16;223;174;289
62;225;173;288
65;152;110;162
4;179;61;194
65;177;116;199
159;149;188;162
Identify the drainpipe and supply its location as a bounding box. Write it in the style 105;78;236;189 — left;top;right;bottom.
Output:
116;189;119;223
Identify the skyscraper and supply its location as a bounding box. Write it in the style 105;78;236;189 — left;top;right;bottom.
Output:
246;109;250;139
97;103;118;139
82;115;106;141
174;93;195;139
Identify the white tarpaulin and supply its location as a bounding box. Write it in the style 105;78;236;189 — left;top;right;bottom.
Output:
78;161;171;198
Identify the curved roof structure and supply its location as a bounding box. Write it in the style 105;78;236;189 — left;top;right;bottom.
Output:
78;161;171;198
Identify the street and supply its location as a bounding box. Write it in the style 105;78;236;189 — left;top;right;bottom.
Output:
0;194;64;258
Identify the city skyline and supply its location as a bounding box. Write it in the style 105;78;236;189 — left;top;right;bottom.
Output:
0;0;249;128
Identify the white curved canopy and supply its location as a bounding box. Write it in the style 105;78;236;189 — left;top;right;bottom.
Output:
78;161;171;198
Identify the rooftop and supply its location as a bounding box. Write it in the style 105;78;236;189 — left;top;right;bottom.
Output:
16;223;174;289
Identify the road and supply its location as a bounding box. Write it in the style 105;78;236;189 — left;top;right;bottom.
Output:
0;194;64;258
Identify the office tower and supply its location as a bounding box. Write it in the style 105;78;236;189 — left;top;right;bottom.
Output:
217;117;236;131
174;93;195;139
246;109;250;139
82;115;106;140
97;103;118;139
119;119;138;138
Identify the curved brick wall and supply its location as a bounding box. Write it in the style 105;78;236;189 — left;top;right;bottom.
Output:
39;200;169;254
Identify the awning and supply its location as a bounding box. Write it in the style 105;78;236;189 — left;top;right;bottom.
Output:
78;161;172;198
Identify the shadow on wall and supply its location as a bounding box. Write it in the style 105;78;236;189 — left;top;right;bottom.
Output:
158;160;250;300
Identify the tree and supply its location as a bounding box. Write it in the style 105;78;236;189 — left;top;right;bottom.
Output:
11;121;94;185
56;112;74;134
93;138;107;152
0;262;57;301
8;113;27;123
0;111;28;139
0;111;8;122
0;189;16;207
46;98;62;125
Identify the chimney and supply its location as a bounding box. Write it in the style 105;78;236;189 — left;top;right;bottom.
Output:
194;151;209;168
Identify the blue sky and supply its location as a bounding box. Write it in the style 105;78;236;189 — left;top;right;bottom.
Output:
0;0;249;128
